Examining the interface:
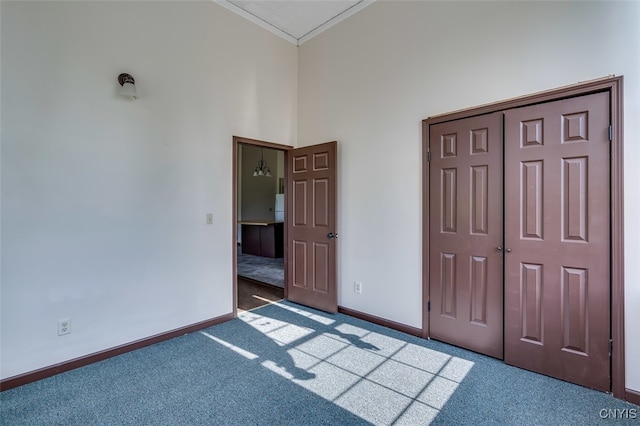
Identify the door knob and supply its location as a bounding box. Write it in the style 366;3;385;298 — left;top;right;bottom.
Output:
327;232;338;239
496;246;503;252
506;248;512;253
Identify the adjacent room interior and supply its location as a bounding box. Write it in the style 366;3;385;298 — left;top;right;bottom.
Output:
236;143;286;311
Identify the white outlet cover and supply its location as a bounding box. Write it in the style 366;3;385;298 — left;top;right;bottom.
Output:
58;318;71;336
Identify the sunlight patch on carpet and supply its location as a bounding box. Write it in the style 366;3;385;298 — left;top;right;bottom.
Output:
261;300;336;325
208;303;475;425
200;331;259;360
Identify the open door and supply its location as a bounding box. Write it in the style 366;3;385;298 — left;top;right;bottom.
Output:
286;141;338;313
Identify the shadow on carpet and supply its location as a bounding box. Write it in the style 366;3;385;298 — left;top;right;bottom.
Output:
1;301;638;425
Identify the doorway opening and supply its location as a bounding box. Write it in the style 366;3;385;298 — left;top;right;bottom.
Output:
233;137;339;315
233;136;293;314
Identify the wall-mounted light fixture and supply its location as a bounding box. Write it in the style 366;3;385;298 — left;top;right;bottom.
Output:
117;73;137;100
253;148;272;177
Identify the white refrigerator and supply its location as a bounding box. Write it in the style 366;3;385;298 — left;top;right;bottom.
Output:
275;193;284;222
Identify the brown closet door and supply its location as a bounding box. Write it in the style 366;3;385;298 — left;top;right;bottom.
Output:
429;112;504;359
504;92;610;391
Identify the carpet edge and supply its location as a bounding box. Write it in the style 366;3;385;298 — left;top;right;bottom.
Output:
338;306;422;337
626;388;640;406
0;312;235;392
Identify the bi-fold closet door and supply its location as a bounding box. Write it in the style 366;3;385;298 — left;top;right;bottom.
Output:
429;92;611;391
428;112;504;360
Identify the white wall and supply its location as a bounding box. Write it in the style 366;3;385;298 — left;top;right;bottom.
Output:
0;1;297;379
298;1;640;391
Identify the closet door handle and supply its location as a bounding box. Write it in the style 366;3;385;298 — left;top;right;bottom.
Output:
506;248;512;253
496;246;503;252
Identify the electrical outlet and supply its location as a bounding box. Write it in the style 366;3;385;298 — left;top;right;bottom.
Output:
206;213;213;225
58;318;71;336
354;281;363;294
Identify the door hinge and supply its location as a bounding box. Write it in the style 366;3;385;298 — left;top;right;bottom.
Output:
427;300;431;312
608;125;613;141
427;151;431;162
609;339;613;356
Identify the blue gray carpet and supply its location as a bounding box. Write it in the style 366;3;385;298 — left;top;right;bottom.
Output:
237;251;284;288
1;301;638;425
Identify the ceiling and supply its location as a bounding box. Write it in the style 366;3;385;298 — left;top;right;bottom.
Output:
216;0;375;46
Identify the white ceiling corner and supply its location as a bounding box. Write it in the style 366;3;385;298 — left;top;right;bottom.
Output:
216;0;375;46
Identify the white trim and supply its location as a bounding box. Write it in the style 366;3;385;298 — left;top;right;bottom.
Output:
214;0;298;45
298;0;375;46
214;0;376;46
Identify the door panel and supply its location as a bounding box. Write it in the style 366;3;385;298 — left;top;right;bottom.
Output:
286;142;337;313
504;92;610;391
429;112;503;359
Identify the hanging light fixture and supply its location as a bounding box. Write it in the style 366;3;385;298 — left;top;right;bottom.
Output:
253;148;272;177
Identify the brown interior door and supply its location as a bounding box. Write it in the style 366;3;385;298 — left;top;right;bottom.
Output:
504;92;611;391
286;141;338;313
429;112;504;359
